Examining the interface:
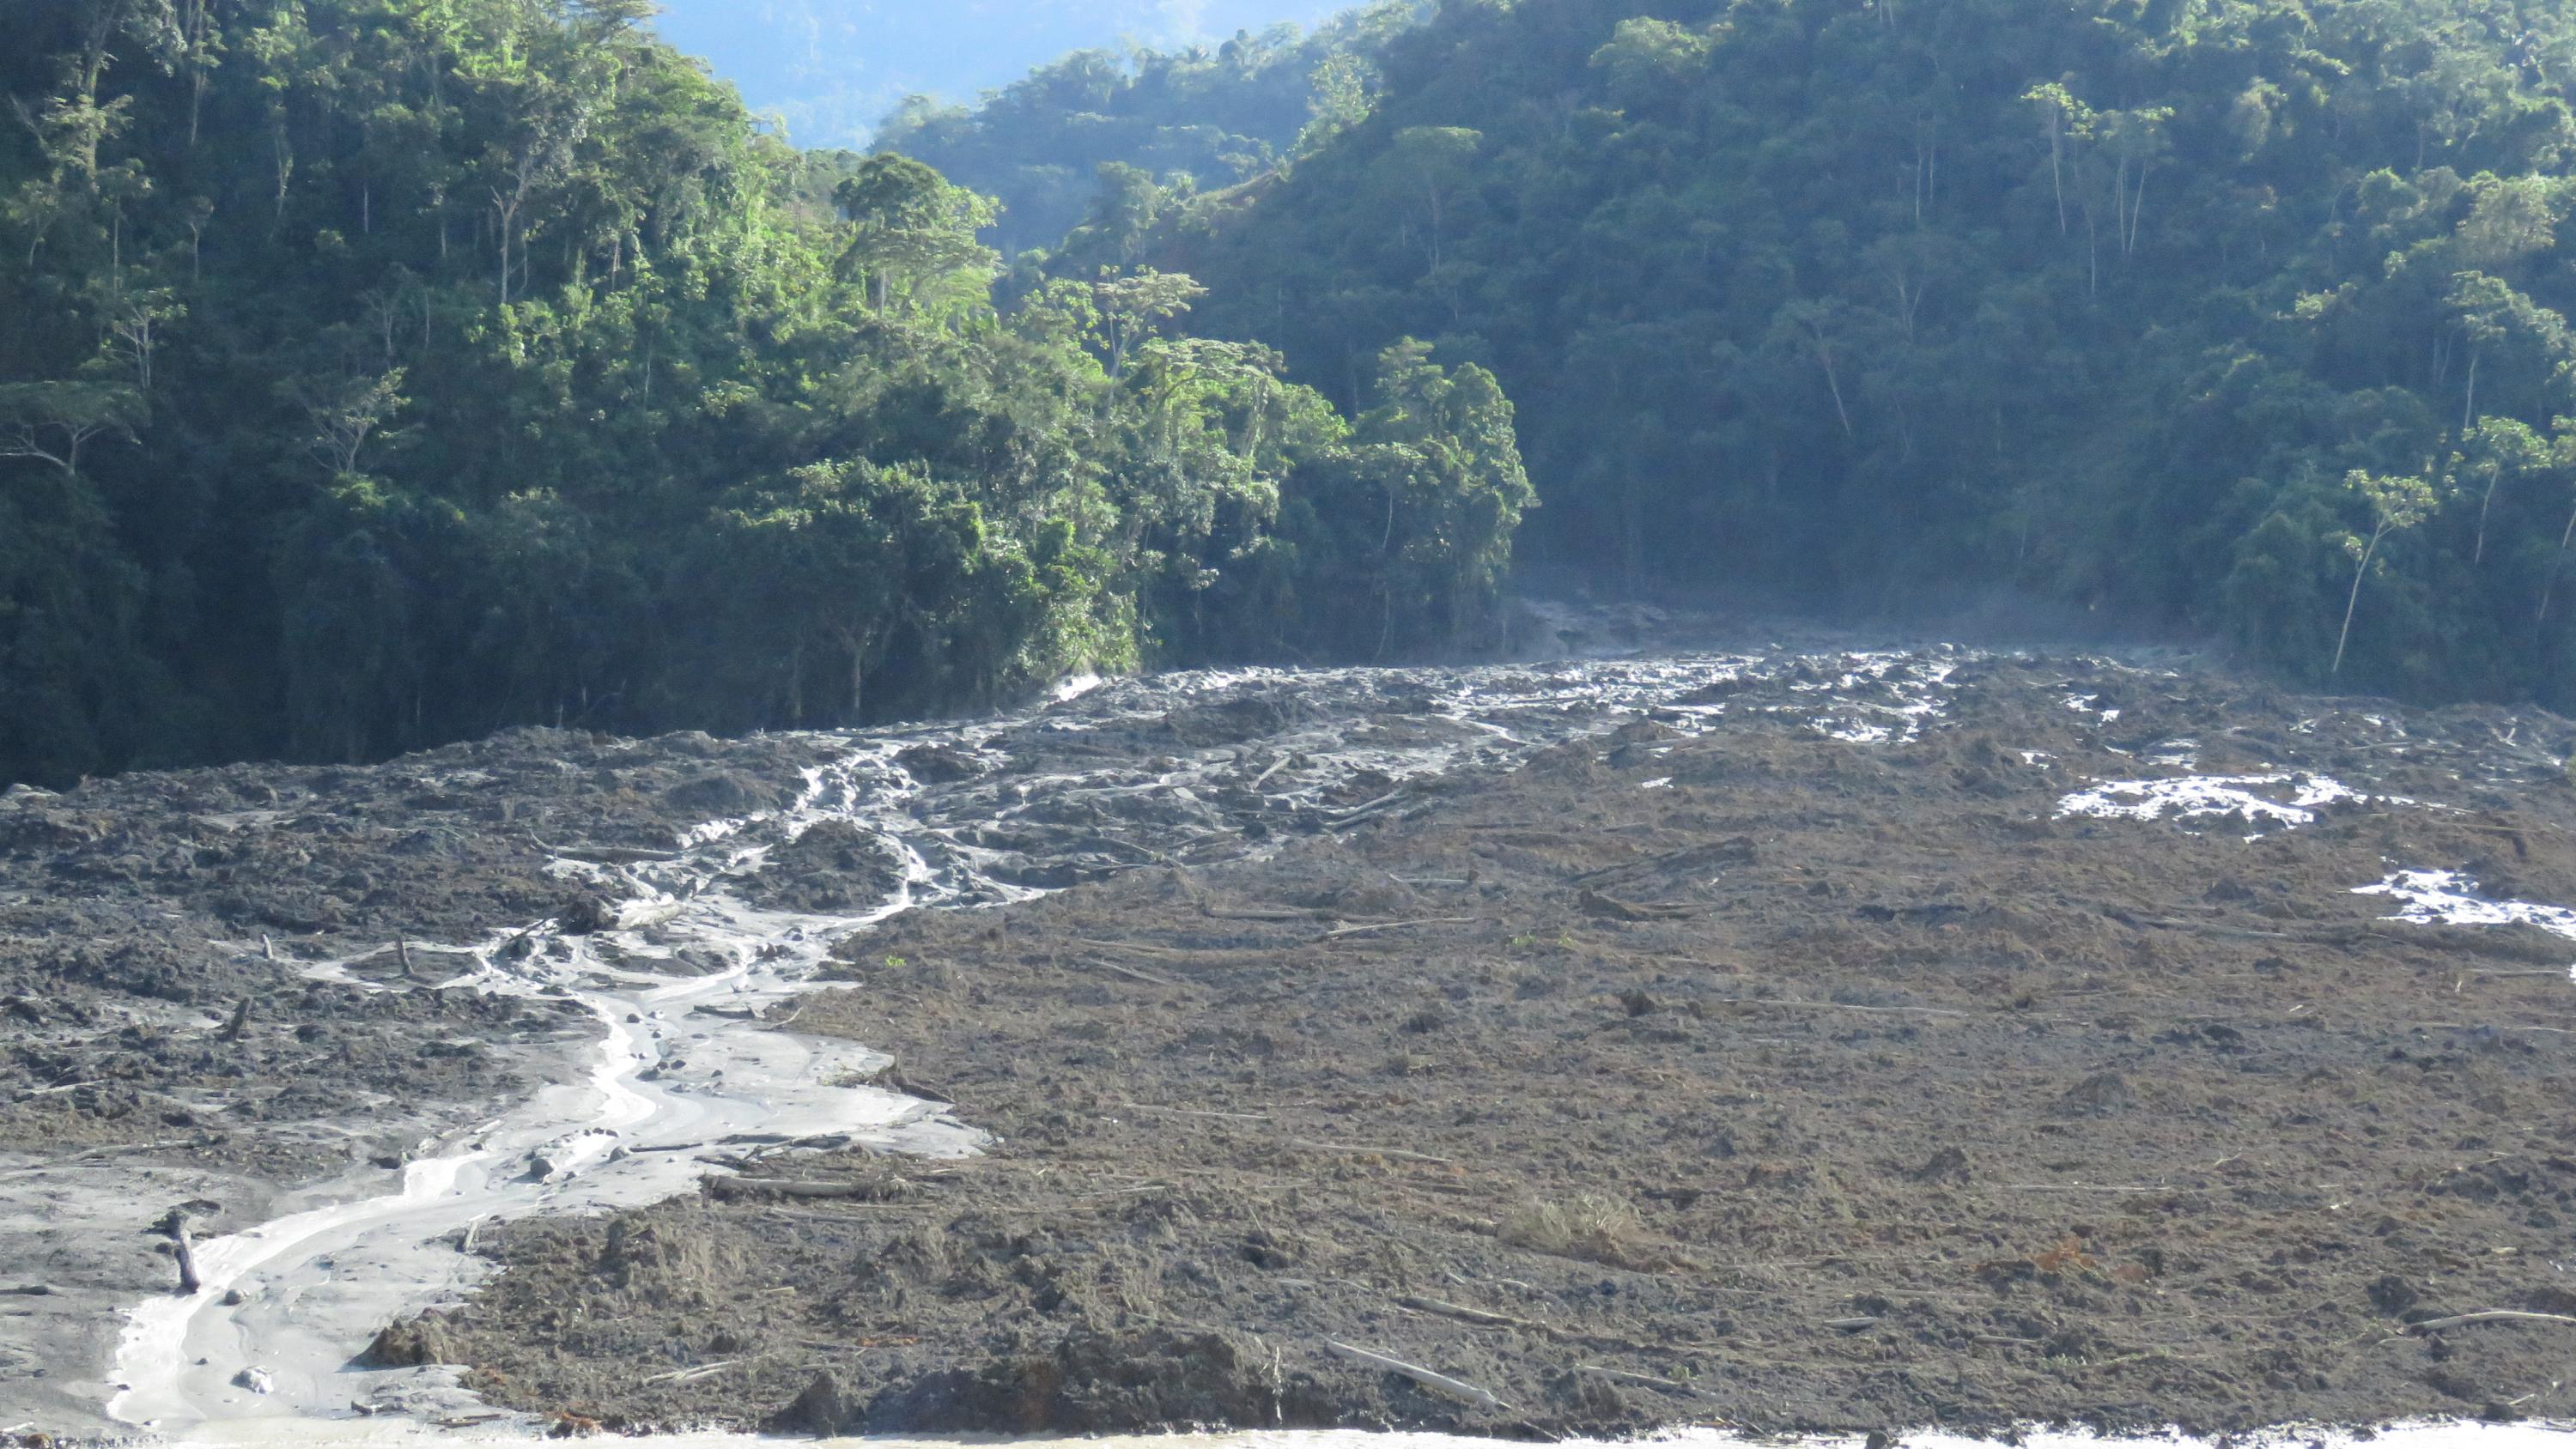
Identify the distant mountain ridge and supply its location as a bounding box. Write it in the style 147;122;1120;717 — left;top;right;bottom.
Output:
648;0;1353;147
876;0;1427;254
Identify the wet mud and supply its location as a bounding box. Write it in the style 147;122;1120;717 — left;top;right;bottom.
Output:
0;727;842;1430
414;655;2576;1440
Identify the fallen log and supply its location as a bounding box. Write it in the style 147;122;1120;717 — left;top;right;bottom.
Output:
532;837;687;865
1291;1137;1453;1166
1322;1338;1510;1410
1093;959;1182;988
641;1360;740;1385
1578;1364;1701;1395
708;1176;903;1202
1315;916;1478;943
1577;889;1693;922
2405;1311;2576;1332
1398;1294;1542;1331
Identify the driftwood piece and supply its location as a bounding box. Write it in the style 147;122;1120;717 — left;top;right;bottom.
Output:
1291;1137;1453;1166
1571;838;1758;888
709;1175;904;1202
1706;996;1971;1021
1094;958;1182;988
1322;1338;1510;1410
2405;1311;2576;1332
641;1360;739;1385
1315;917;1478;943
1398;1294;1541;1331
1072;937;1196;960
1198;906;1311;923
1322;789;1409;825
1578;1364;1701;1395
532;836;687;865
1121;1102;1273;1122
1577;889;1693;922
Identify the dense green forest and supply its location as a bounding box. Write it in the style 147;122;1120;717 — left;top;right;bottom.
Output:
0;0;1529;788
1152;0;2576;707
876;1;1425;255
646;0;1357;152
15;0;2576;788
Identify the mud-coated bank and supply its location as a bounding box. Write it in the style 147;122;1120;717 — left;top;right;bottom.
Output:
422;655;2576;1440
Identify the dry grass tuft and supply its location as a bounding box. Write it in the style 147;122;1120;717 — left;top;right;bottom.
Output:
1499;1192;1668;1270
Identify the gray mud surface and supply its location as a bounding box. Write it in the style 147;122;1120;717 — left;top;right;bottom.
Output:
416;657;2576;1440
0;726;841;1430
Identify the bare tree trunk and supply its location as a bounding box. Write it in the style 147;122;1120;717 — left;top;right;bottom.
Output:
2539;505;2576;624
2046;112;2067;235
2334;525;2387;676
2113;155;2129;254
2083;200;2099;300
1814;345;1854;438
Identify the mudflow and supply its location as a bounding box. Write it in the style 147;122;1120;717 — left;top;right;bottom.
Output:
5;609;2576;1443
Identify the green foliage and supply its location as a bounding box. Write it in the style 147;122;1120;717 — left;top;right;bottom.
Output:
0;0;1531;786
1168;0;2576;707
873;2;1431;255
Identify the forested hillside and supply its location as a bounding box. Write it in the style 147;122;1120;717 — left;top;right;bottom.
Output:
877;0;1425;255
647;0;1355;151
0;0;1529;788
1176;0;2576;707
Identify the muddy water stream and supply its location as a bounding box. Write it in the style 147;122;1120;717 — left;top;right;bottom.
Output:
155;1417;2576;1449
73;639;2576;1442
